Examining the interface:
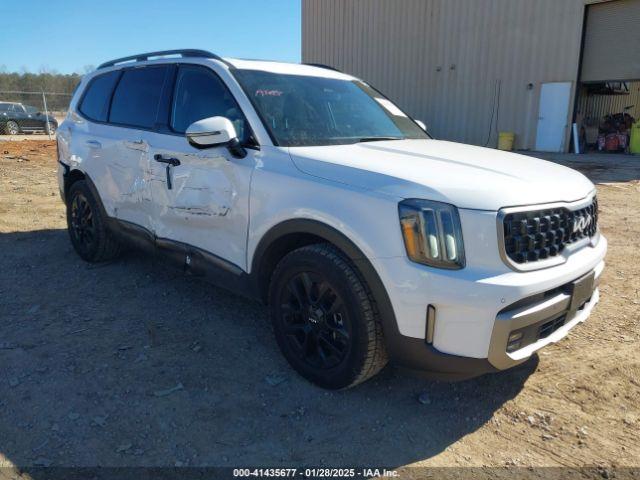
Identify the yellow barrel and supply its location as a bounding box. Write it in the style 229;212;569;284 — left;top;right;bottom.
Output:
631;122;640;154
498;132;515;151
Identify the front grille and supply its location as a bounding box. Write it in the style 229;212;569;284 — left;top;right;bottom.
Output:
502;197;598;265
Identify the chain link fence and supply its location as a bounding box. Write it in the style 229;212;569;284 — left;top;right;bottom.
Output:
0;90;73;138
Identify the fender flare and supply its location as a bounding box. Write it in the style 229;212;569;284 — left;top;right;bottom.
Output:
250;218;403;347
62;168;111;222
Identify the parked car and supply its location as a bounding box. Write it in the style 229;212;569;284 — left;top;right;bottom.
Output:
0;102;58;135
57;50;607;389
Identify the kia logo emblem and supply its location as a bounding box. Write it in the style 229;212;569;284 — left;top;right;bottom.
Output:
572;214;592;234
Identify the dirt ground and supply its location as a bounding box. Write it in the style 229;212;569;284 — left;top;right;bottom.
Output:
0;140;638;477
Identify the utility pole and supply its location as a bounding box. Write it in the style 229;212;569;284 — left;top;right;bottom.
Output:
42;90;52;140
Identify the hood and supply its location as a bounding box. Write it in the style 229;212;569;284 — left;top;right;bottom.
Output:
288;139;595;210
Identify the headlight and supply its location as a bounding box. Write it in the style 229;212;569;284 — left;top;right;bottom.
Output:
398;199;465;269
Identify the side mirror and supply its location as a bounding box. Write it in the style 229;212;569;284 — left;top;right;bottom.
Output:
415;119;427;131
185;116;246;158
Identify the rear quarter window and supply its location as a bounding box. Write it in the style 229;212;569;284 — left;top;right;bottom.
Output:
109;66;168;129
79;71;120;122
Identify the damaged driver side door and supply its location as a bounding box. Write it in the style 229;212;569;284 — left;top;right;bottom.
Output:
147;64;255;271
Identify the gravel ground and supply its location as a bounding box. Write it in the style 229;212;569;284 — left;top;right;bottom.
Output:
0;141;638;478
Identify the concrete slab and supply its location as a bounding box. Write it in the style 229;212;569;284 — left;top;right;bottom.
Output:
0;134;54;142
520;151;640;184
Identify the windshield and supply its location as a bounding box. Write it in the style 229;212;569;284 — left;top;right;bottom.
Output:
233;70;428;147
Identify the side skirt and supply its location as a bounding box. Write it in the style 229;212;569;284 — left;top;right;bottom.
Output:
107;218;258;301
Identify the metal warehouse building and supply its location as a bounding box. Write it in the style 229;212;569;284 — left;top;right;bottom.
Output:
302;0;640;153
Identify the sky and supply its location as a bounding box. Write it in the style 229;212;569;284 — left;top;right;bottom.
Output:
0;0;301;74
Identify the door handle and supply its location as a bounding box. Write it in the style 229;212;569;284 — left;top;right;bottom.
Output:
85;140;102;149
153;154;181;167
153;154;181;190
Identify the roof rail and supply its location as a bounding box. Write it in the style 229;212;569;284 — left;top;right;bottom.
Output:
304;63;342;72
97;49;226;69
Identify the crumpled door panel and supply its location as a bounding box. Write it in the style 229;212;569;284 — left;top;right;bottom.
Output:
166;165;234;222
148;146;253;270
108;147;154;227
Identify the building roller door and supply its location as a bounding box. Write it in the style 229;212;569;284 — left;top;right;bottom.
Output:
581;0;640;82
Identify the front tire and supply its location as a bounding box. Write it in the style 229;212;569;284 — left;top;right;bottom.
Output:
4;120;19;135
268;244;388;389
45;123;57;135
66;180;121;262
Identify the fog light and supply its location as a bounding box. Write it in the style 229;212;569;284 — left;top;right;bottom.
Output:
506;331;523;353
508;331;523;342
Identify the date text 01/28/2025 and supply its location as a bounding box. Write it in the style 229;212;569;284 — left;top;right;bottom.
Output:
232;468;399;478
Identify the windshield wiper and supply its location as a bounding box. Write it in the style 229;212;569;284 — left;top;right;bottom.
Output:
357;136;403;143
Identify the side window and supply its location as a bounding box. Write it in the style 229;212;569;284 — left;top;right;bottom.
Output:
79;71;120;122
171;65;247;141
109;66;168;129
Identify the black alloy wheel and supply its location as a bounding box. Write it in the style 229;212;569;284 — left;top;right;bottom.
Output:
279;271;351;370
66;180;121;262
269;244;388;389
69;192;96;256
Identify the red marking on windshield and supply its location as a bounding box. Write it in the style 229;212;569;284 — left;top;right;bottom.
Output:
255;89;283;97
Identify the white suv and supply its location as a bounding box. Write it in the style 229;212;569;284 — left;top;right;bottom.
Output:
57;50;607;389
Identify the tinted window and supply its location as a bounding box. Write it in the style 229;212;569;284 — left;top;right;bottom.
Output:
79;71;120;122
171;65;247;141
109;66;168;128
0;104;10;112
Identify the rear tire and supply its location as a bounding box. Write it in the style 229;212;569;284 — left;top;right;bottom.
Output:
66;180;121;262
268;243;388;389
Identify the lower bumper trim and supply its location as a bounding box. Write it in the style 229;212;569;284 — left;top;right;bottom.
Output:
389;336;498;381
487;261;603;370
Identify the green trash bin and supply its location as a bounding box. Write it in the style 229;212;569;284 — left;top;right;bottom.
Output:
631;122;640;154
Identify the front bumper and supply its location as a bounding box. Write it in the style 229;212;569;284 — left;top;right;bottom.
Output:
371;231;607;378
385;269;602;379
488;263;603;369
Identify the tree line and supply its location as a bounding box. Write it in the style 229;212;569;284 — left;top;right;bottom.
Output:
0;72;82;111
